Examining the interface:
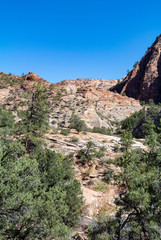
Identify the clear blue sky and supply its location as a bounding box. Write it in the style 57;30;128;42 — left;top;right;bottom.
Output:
0;0;161;83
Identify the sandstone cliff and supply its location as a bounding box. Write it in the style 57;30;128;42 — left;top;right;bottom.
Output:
51;78;142;129
111;34;161;103
0;73;142;129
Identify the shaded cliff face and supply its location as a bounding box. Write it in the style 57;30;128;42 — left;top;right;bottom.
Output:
111;35;161;103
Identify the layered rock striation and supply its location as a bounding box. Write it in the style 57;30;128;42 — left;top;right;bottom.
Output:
51;78;142;128
0;73;142;129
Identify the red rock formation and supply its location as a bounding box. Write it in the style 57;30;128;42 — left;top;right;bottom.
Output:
25;72;41;81
111;35;161;103
0;72;142;127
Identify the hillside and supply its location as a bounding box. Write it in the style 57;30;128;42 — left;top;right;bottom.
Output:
0;68;160;239
0;71;146;238
0;72;142;130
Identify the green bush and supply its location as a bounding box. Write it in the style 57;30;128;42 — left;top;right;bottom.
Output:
148;99;155;106
95;146;106;158
89;138;161;240
77;141;95;163
60;128;71;135
0;96;83;239
140;101;145;106
121;109;146;131
104;169;114;183
92;126;111;135
113;144;120;152
69;114;87;133
0;108;15;136
51;120;56;124
77;141;106;163
121;106;161;138
71;136;79;143
120;131;133;151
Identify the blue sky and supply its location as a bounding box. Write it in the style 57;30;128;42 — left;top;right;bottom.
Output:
0;0;161;83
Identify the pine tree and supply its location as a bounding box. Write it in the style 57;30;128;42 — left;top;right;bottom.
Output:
120;131;133;151
0;136;83;239
88;136;161;240
69;114;87;133
0;89;83;239
0;140;70;239
0;107;15;137
16;83;50;151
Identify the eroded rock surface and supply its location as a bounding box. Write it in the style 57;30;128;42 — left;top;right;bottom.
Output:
50;78;142;128
111;34;161;103
0;73;142;129
46;130;146;219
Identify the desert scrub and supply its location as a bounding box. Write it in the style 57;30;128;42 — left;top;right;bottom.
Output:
92;126;111;135
95;179;108;192
71;136;79;143
69;114;87;133
51;120;56;124
104;169;114;183
77;142;106;163
84;167;92;176
113;144;120;152
60;128;71;136
76;102;80;106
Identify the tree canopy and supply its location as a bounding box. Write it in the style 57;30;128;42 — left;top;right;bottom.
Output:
0;84;83;239
88;130;161;240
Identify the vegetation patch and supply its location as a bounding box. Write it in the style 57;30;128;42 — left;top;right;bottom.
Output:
76;141;106;163
93;126;111;135
95;179;108;192
69;114;87;133
0;84;83;239
60;128;71;135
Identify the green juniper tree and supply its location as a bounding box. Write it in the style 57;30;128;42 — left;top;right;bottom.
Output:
0;107;15;137
16;84;50;151
0;140;72;239
69;114;87;133
142;119;156;136
88;131;161;240
0;87;83;239
77;141;106;163
120;131;133;152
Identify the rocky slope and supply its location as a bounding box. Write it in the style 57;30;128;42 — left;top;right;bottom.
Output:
0;72;144;212
0;72;142;130
111;34;161;103
51;78;142;129
45;129;146;233
0;71;145;238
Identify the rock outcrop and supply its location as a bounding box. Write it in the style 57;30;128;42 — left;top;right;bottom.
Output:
111;34;161;103
50;78;142;128
0;74;142;129
0;71;146;237
45;130;147;219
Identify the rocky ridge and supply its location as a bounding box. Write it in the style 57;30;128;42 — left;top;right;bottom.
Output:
50;78;142;129
0;72;142;129
111;34;161;103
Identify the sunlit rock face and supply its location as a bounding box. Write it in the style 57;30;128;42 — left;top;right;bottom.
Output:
0;72;142;128
111;35;161;104
51;78;142;128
